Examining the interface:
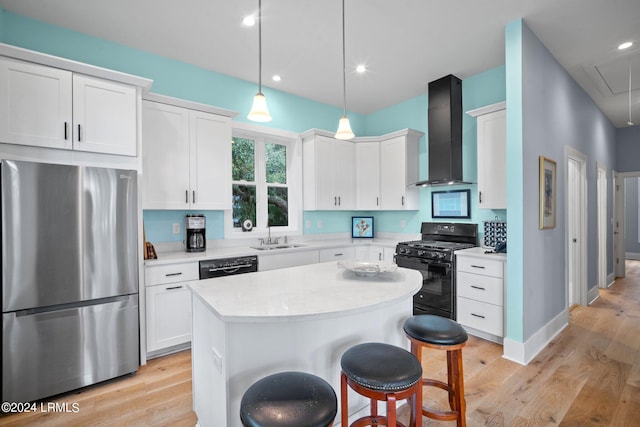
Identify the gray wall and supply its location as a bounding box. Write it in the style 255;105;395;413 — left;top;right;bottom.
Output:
616;126;640;173
520;22;617;339
626;177;640;255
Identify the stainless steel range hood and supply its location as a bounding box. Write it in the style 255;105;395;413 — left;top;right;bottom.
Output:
415;74;470;186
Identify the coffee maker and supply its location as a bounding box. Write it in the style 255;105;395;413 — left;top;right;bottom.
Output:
185;214;206;252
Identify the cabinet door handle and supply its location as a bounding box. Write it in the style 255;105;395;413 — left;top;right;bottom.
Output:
471;313;486;319
470;264;486;269
338;196;341;206
470;285;486;291
64;122;68;140
376;197;379;206
165;272;183;277
192;190;196;204
165;285;184;291
401;195;405;206
185;190;189;204
379;253;382;261
77;124;81;142
479;191;482;204
334;253;343;256
334;196;337;206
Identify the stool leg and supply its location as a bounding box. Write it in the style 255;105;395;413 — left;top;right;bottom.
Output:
341;372;349;427
370;398;378;418
447;349;466;427
415;378;422;427
387;394;396;427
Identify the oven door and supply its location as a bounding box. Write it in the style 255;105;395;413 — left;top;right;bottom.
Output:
396;256;453;317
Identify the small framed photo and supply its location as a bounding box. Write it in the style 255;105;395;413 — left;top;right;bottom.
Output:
352;216;374;239
539;156;557;229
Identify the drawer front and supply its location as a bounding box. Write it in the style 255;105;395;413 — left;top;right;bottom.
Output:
456;256;503;278
145;262;199;286
319;246;356;262
457;297;503;337
457;272;503;305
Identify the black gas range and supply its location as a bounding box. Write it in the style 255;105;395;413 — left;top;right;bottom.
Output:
395;222;477;319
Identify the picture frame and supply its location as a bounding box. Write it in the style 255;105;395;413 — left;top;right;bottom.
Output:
539;156;557;229
352;216;374;239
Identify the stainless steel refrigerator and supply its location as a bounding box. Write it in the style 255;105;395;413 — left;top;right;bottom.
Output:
1;159;139;403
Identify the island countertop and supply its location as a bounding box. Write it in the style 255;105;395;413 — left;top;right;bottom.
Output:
189;261;422;322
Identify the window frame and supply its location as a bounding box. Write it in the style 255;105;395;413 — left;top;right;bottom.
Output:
225;122;302;240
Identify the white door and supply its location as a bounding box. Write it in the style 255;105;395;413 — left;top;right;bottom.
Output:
72;74;137;156
190;110;232;210
613;172;626;278
380;136;406;209
0;58;73;149
355;141;381;210
566;148;587;307
597;164;608;288
141;101;190;209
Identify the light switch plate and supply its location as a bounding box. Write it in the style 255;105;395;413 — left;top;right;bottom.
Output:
172;223;180;234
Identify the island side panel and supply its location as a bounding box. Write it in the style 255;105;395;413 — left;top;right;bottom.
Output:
192;295;229;427
221;299;412;427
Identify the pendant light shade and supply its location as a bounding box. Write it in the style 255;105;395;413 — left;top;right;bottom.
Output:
335;0;354;140
335;116;355;140
247;0;272;122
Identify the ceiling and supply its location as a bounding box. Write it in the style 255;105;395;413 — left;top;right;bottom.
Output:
1;0;639;128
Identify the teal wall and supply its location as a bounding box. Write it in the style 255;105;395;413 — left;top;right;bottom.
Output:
2;10;506;244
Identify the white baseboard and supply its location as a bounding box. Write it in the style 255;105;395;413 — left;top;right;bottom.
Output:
587;285;600;305
502;309;568;365
626;252;640;260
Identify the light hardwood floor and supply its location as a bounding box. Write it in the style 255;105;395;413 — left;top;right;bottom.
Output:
2;261;639;426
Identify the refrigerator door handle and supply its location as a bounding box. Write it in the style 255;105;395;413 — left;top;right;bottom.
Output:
15;295;131;318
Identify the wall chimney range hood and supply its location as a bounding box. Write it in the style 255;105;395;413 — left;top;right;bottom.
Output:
415;74;470;186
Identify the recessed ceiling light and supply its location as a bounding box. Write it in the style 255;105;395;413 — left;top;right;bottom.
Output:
272;75;281;82
243;15;255;26
356;65;366;73
618;41;633;50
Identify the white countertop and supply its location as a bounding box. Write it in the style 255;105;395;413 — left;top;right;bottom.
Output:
189;261;421;322
456;246;507;261
145;238;403;266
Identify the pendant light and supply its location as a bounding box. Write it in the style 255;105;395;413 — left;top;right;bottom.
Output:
335;0;355;140
628;62;634;126
247;0;272;122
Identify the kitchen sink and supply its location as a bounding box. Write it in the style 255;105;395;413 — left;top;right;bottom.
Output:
251;244;307;251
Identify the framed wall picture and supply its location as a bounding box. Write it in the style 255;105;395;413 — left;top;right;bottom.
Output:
352;216;374;238
539;156;557;229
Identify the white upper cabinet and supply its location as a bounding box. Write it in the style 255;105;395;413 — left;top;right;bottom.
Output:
0;57;138;156
355;140;381;210
142;98;233;210
72;74;137;156
379;130;421;210
302;131;355;210
467;102;506;209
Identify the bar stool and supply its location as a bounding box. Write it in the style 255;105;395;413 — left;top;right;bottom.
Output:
403;314;468;427
340;342;422;427
240;371;337;427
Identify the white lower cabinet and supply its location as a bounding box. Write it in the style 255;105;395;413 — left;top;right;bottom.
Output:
259;250;320;271
319;246;356;262
456;250;506;343
145;262;199;355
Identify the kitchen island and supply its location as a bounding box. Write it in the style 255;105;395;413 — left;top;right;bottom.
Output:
189;261;421;427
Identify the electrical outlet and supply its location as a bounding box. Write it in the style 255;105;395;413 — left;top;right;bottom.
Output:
306;220;311;229
400;220;406;229
172;223;180;234
317;220;323;229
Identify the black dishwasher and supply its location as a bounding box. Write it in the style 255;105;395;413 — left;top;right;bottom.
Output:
199;255;258;279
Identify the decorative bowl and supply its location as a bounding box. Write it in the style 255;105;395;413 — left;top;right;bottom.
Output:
337;260;398;277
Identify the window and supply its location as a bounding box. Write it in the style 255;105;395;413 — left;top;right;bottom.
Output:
227;127;299;238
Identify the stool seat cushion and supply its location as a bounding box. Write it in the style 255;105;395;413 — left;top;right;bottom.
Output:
240;371;337;427
403;315;468;346
341;342;422;391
